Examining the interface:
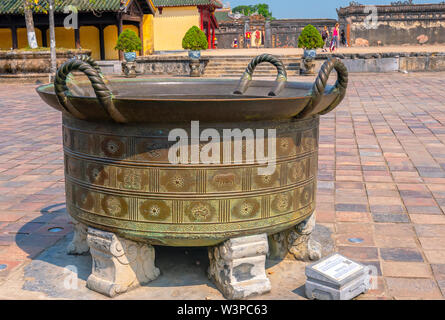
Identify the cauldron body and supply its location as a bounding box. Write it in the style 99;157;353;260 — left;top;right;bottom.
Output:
63;116;319;246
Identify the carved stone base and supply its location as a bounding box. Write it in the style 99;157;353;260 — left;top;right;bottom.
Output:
208;234;271;300
122;61;137;78
269;213;322;262
189;58;201;77
302;58;316;75
86;227;160;297
67;218;89;255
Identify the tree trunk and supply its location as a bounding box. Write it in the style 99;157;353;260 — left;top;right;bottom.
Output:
24;0;38;48
48;0;57;76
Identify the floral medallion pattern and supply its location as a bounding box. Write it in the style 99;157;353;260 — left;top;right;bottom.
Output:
101;137;125;158
140;200;171;221
254;169;280;189
233;199;260;220
272;193;293;213
160;170;194;193
101;196;128;218
299;184;314;208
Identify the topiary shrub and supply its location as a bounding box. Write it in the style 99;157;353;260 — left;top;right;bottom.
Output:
298;24;324;50
182;26;208;51
115;29;142;53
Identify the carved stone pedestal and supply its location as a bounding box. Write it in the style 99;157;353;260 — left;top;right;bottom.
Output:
208;234;271;300
122;61;137;78
86;227;160;297
269;213;322;262
67;218;89;255
189;58;201;77
302;58;316;75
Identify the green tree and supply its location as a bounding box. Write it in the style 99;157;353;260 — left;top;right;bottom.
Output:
115;29;142;53
233;3;274;19
182;26;208;51
298;24;324;50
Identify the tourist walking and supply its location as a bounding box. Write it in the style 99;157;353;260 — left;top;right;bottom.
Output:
321;26;330;52
254;29;262;49
330;23;339;52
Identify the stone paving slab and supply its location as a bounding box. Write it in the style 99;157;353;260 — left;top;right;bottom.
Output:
0;72;445;299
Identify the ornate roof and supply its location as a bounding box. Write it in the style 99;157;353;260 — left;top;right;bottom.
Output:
337;3;445;16
0;0;155;15
153;0;222;8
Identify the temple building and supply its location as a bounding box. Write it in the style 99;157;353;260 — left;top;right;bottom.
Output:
337;3;445;46
152;0;222;51
0;0;157;60
0;0;221;60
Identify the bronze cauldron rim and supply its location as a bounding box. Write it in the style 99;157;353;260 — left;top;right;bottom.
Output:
36;54;348;123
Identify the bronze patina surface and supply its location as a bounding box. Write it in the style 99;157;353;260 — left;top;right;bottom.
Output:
36;54;348;247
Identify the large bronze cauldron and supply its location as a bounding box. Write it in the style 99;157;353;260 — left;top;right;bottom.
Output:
37;54;348;247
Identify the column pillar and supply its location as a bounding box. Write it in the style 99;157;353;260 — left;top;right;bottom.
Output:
139;19;144;56
74;27;81;49
41;28;48;47
99;25;105;60
117;15;124;60
11;25;18;49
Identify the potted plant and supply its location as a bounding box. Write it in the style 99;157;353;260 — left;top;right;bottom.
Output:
182;26;208;59
298;24;324;75
115;29;142;62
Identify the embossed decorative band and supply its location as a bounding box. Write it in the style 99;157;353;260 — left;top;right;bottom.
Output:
63;117;319;246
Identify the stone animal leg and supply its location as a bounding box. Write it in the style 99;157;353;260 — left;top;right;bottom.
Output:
269;213;321;262
208;234;271;300
86;227;160;297
67;218;89;255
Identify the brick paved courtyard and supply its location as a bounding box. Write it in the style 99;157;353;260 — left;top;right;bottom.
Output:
0;73;445;299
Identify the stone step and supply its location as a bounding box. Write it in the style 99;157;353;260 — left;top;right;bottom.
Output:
203;71;301;77
204;66;300;71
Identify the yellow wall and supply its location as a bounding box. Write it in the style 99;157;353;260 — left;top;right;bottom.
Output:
0;29;12;49
44;27;75;49
153;6;200;51
142;14;154;55
104;25;140;60
80;26;100;60
0;21;150;59
18;28;43;48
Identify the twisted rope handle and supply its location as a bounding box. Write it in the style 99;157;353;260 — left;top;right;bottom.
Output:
74;54;103;77
54;58;127;123
300;57;348;118
234;54;288;96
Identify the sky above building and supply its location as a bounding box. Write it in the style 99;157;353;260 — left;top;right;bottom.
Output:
224;0;445;19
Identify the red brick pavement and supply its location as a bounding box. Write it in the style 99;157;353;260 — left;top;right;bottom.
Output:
1;73;445;299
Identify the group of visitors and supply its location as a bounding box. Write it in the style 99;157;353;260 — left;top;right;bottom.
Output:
231;23;348;51
321;23;348;52
232;29;263;49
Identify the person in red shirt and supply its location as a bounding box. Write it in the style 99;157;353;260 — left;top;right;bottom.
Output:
255;29;261;49
245;31;252;48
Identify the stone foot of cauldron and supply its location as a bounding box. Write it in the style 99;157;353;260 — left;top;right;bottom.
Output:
67;218;89;255
86;227;160;297
268;213;322;262
208;234;271;300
